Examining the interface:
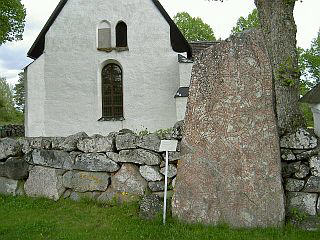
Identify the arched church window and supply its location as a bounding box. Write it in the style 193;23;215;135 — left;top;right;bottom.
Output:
116;21;127;47
102;63;123;118
98;21;111;49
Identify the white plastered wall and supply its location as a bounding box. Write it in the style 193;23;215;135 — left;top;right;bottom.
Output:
311;103;320;137
28;0;181;137
175;61;193;121
25;55;45;137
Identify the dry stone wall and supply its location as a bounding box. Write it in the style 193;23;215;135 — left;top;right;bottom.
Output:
0;122;183;202
0;125;24;138
0;121;320;227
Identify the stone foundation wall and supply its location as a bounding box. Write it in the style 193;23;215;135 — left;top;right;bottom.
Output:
0;125;24;138
0;121;183;203
0;122;319;225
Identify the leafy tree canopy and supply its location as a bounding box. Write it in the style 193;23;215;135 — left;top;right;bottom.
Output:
13;72;25;112
0;0;26;45
173;12;216;42
299;29;320;85
0;77;23;124
231;9;260;35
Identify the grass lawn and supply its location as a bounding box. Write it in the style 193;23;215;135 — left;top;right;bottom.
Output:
1;194;320;240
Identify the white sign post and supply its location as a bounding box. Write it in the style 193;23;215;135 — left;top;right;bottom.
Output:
159;140;178;225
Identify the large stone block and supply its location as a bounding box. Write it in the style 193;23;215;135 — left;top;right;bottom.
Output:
77;135;114;153
24;166;65;201
138;133;161;152
52;132;88;151
115;132;139;150
111;163;148;195
172;30;285;227
20;137;51;154
139;165;163;182
62;171;110;192
73;153;119;172
0;138;21;160
0;157;29;180
287;192;317;216
119;149;162;165
28;149;73;170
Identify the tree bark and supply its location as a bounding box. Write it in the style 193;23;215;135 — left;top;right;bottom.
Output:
254;0;305;135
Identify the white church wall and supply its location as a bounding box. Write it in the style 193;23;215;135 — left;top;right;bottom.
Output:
33;0;181;137
175;97;188;121
25;55;45;137
311;103;320;137
179;62;193;87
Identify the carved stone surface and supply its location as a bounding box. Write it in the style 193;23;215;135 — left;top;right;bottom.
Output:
77;135;114;153
172;30;285;227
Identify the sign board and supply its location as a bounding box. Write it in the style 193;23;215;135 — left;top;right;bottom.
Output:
159;140;178;152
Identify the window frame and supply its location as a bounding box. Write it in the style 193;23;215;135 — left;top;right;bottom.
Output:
100;63;124;121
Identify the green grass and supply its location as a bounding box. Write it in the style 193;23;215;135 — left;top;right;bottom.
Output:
0;194;319;240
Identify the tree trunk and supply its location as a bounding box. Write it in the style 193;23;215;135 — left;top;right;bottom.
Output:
254;0;305;135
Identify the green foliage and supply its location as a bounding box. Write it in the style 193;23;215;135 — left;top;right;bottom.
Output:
1;194;320;240
231;9;260;35
13;72;25;112
155;128;172;139
0;0;26;45
300;103;314;127
299;29;320;85
173;12;216;42
0;77;23;124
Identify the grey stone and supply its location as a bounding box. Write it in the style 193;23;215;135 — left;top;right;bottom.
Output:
0;177;23;196
282;162;301;178
172;120;184;140
138;133;161;152
0;157;29;180
139;165;163;182
111;164;148;196
106;152;120;162
139;195;163;219
281;149;296;161
119;149;162;165
160;164;177;178
62;171;110;192
148;181;165;192
172;30;285;227
116;132;139;150
63;189;72;199
0;138;21;160
280;128;317;150
162;152;180;163
24;166;65;201
295;149;319;160
285;178;305;192
69;191;101;202
52;132;88;151
303;176;320;192
294;164;310;179
73;153;119;172
77;135;114;153
29;149;73;170
309;156;320;177
317;196;320;214
21;137;51;154
287;192;317;216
